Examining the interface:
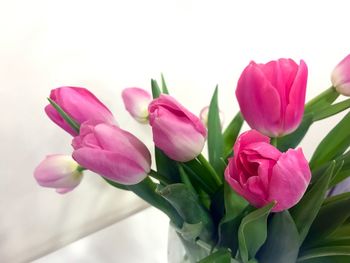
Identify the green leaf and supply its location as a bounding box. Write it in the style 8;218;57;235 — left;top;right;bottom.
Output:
177;222;203;241
290;162;335;243
182;163;215;196
158;183;215;243
298;246;350;262
151;79;161;98
223;112;244;157
277;113;313;152
313;98;350;121
47;98;80;133
154;148;180;183
257;211;300;263
103;177;129;190
310;111;350;170
198;249;232;263
238;202;275;263
304;86;339;113
161;73;169;94
207;86;225;175
128;178;183;228
304;192;350;247
217;182;248;254
184;159;220;195
298;256;350;263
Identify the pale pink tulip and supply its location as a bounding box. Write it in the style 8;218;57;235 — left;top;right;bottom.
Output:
225;130;311;212
148;95;207;162
122;87;152;123
236;59;308;137
34;154;83;194
331;54;350;96
45;86;115;135
72;122;151;185
199;106;225;128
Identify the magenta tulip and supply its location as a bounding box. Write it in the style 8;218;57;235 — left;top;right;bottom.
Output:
236;58;308;137
72;122;151;185
148;95;207;162
45;86;116;136
331;54;350;96
225;130;311;212
122;87;152;123
34;154;83;194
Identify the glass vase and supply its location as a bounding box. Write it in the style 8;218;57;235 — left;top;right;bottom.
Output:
167;225;210;263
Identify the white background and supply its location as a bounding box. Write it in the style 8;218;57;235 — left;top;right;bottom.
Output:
1;0;350;262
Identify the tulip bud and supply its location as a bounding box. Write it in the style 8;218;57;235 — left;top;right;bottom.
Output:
72;122;151;185
225;130;311;212
331;54;350;96
45;86;116;136
236;58;308;137
199;106;225;128
122;87;152;123
148;94;207;162
34;154;83;194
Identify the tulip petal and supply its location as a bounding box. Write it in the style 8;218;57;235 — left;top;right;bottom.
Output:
284;60;308;133
236;63;282;136
72;148;148;185
269;148;311;212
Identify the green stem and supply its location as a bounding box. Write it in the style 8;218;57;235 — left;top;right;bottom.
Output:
178;164;197;195
149;169;172;185
128;178;184;228
197;154;222;186
304;86;339;112
76;165;86;173
270;137;278;147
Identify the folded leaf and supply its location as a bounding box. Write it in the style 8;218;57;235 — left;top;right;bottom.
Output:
258;211;300;263
198;249;232;263
128;178;183;228
217;182;248;255
223;112;244;157
158;183;215;244
208;86;225;176
290;162;335;243
298;246;350;262
238;202;275;263
310;112;350;170
304;192;350;247
161;73;169;94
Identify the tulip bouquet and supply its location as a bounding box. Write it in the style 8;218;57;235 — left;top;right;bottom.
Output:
34;55;350;263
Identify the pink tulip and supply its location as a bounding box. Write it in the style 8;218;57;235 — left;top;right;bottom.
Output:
72;122;151;185
331;54;350;96
225;130;311;212
148;94;207;162
236;59;308;137
199;106;225;128
45;86;116;136
122;87;152;123
34;154;83;194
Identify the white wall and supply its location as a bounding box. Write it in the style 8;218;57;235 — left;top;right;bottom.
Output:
1;0;350;262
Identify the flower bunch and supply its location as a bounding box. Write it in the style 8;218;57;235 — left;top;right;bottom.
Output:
35;55;350;262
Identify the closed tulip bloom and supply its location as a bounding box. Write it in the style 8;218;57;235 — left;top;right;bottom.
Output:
34;154;83;194
225;130;311;212
45;86;116;136
199;106;225;128
122;87;152;123
72;122;151;185
236;59;308;137
148;95;207;162
331;54;350;96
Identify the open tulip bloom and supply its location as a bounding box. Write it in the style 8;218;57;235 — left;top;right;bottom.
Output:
35;56;350;262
